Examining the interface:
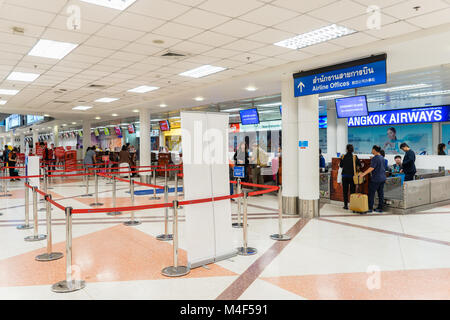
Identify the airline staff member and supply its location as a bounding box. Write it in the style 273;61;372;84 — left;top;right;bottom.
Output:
359;145;386;213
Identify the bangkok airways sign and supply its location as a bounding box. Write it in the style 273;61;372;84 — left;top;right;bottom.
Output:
347;105;450;127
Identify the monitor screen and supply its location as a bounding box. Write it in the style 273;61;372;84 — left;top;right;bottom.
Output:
240;108;260;125
335;95;369;118
27;115;44;125
6;114;22;131
319;116;327;129
114;126;121;135
94;129;100;137
128;124;135;134
159;120;170;132
104;127;110;136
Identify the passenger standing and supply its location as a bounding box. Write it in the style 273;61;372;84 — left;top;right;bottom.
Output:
400;143;416;181
319;149;326;171
359;145;386;213
392;156;403;174
438;143;447;155
83;147;96;168
8;147;19;181
380;149;388;171
339;144;361;210
250;142;268;193
233;141;249;182
119;145;131;166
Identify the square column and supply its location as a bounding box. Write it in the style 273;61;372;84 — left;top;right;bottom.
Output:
139;108;151;176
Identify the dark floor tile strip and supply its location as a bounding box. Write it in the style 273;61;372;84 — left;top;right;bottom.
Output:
318;218;450;247
216;218;309;300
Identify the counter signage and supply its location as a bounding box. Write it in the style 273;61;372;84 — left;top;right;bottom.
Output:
347;105;450;127
293;54;387;97
233;166;245;178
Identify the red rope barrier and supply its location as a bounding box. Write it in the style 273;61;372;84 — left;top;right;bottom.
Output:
72;202;173;214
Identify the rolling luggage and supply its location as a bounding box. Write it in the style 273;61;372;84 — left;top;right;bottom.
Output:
349;177;368;213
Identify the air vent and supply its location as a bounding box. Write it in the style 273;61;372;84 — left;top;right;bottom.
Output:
160;51;188;60
53;100;70;104
88;84;106;88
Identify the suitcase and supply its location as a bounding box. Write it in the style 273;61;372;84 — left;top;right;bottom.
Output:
349;193;369;213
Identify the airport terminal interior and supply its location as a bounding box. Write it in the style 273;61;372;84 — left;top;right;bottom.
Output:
0;0;450;302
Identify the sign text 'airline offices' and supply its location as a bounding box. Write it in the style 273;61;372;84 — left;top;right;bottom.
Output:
293;54;387;97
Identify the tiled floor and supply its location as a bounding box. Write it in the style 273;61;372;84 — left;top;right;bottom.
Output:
1;177;449;300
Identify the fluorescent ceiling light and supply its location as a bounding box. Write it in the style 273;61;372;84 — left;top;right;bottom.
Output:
258;110;277;114
95;116;101;120
72;106;92;111
246;86;257;92
0;89;19;95
79;0;137;10
7;71;40;82
377;84;432;92
274;24;356;50
28;39;78;60
410;90;450;97
318;94;346;101
179;65;226;78
257;102;281;107
222;108;244;112
194;96;205;101
367;98;384;103
95;97;119;103
133;109;139;113
0;100;7;105
128;86;159;93
160;104;167;108
112;113;118;117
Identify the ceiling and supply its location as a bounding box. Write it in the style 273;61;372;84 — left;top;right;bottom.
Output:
0;0;450;125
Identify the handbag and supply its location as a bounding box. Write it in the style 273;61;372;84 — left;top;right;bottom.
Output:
353;155;364;185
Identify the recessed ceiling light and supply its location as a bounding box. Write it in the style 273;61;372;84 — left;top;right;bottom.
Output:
112;113;118;117
246;86;257;92
128;85;159;93
7;71;40;82
410;90;450;97
72;106;92;111
80;0;137;10
95;97;119;103
28;39;78;60
0;100;7;105
62;124;67;127
274;24;356;50
160;104;167;108
44;114;50;117
0;89;20;95
318;94;346;101
133;109;139;113
179;65;226;78
377;84;432;92
72;122;77;125
194;96;205;102
95;116;101;120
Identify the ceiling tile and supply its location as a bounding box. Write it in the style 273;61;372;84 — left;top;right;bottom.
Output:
199;0;264;17
203;47;242;58
110;12;166;32
212;19;266;38
339;12;398;32
301;42;344;55
189;31;237;47
366;21;421;39
274;14;329;34
95;25;145;42
169;41;214;54
153;22;204;40
271;0;337;13
121;42;163;56
308;0;368;23
329;32;379;48
49;15;105;34
174;8;231;29
240;5;299;27
383;0;450;20
128;0;191;20
250;44;293;57
84;36;129;50
245;27;296;44
276;50;314;61
407;7;450;28
0;4;56;26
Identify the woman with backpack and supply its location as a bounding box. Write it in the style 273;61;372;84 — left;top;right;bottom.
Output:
339;144;361;210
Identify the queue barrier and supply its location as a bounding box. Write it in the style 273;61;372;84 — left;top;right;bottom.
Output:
13;164;286;292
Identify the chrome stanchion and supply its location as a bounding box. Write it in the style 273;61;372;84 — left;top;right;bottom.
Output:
174;170;183;209
36;194;64;261
162;200;190;277
24;187;47;242
46;164;54;190
149;167;160;200
107;176;122;216
232;179;244;228
237;191;257;256
270;186;291;241
81;168;93;197
89;173;103;207
39;169;49;212
0;168;12;197
52;207;86;293
156;183;173;241
17;184;33;230
124;179;141;226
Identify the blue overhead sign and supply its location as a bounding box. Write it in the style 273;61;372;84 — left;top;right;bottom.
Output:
293;54;387;97
348;105;450;127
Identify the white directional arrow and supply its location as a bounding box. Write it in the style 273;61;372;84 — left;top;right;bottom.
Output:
298;81;305;93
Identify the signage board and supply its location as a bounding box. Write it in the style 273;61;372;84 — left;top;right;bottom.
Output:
233;166;245;178
299;140;309;149
347;105;450;127
293;54;387;97
240;108;260;125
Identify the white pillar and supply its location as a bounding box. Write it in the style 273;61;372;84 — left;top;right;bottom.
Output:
281;76;299;215
9;131;14;146
432;123;441;155
53;125;59;147
298;94;320;218
336;118;348;156
82;120;91;155
32;129;38;152
139;108;151;176
19;133;25;152
327;105;337;158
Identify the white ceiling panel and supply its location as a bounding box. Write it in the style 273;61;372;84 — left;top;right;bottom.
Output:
95;25;145;42
136;33;183;48
274;14;329;34
174;8;231;29
49;15;105;35
110;12;166;32
383;0;450;20
199;0;264;18
271;0;337;13
169;41;214;54
366;21;421;39
407;7;450;29
189;31;237;47
340;12;398;32
212;19;266;38
0;20;45;38
84;36;129;50
5;0;68;13
128;0;191;20
240;5;299;27
329;32;379;48
308;0;368;23
0;4;56;27
203;48;242;59
152;22;204;40
222;39;266;52
246;28;296;44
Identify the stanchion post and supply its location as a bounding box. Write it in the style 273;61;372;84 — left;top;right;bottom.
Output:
174;169;183;209
232;178;243;228
156;181;173;241
36;194;64;261
17;184;33;230
39;168;48;211
24;187;46;242
237;191;257;256
162;200;190;277
89;173;103;207
81;168;93;197
0;167;12;197
52;207;86;293
149;167;160;200
124;179;141;226
107;176;122;216
270;186;291;241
